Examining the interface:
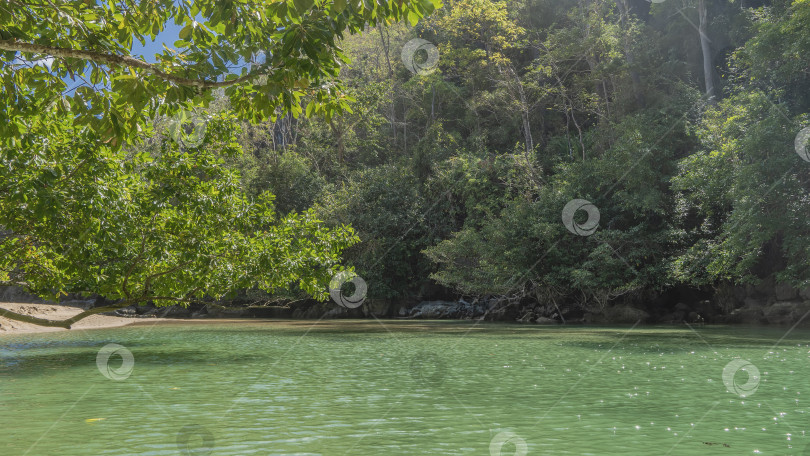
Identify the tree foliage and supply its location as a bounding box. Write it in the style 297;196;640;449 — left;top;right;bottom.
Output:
0;111;358;327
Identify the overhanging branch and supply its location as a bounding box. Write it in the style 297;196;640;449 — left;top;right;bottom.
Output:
0;39;257;89
0;294;200;329
0;301;134;329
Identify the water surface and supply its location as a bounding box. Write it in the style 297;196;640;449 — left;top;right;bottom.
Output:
2;320;809;455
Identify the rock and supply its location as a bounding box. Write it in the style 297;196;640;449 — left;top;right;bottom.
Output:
535;317;557;324
775;283;799;301
115;306;137;316
726;307;766;325
801;287;810;300
604;305;650;324
398;306;409;317
516;311;535;323
743;297;766;309
754;276;775;296
733;286;747;303
246;306;292;318
159;305;193;318
674;302;691;312
583;312;606;324
322;306;350;318
0;286;45;303
364;300;391;317
60;299;96;310
763;301;810;325
411;301;455;319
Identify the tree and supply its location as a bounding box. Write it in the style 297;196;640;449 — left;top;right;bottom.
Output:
697;0;715;102
0;0;441;147
0;112;360;328
0;0;443;328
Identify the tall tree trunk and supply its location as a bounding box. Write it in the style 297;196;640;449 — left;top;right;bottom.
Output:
698;0;715;103
329;119;344;164
616;0;645;108
516;77;534;154
379;27;397;141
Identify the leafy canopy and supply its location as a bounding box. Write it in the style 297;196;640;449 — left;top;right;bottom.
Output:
0;0;441;146
0;110;359;327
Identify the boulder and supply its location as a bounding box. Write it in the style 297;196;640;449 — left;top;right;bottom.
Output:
114;306;137;316
763;301;810;325
60;299;96;310
743;297;766;309
754;276;775;297
801;287;810;300
775;283;799;301
604;305;650;324
585;306;650;324
411;301;456;319
363;300;392;317
0;286;44;303
725;306;766;325
322;306;350;318
159;305;193;318
674;302;691;312
516;311;535;323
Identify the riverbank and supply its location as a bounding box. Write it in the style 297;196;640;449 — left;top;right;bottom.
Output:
0;302;138;334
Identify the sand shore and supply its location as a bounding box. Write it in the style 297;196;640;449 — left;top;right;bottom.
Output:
0;302;137;334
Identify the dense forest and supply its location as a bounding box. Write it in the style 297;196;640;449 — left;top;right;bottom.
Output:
220;0;810;321
2;0;810;325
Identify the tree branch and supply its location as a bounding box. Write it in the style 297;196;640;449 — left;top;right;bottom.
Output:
0;293;202;329
0;39;258;90
0;300;134;329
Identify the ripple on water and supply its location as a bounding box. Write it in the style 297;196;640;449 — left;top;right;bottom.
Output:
1;322;810;455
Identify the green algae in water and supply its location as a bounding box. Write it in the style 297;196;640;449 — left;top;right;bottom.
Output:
1;321;809;455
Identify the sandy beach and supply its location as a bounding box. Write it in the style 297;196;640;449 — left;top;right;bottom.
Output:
0;302;137;334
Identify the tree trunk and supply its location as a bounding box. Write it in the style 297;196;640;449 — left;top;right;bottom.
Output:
698;0;715;103
329;118;345;164
517;81;534;154
379;27;397;142
616;0;645;108
0;300;135;329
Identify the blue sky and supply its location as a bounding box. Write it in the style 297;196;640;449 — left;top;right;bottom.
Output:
131;22;183;62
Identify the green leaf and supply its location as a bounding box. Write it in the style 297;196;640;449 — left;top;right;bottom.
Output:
407;10;419;26
179;25;192;40
333;0;347;13
294;0;315;14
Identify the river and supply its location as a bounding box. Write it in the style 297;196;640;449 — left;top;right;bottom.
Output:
1;320;808;455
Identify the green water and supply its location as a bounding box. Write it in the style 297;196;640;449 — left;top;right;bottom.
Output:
1;320;809;455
